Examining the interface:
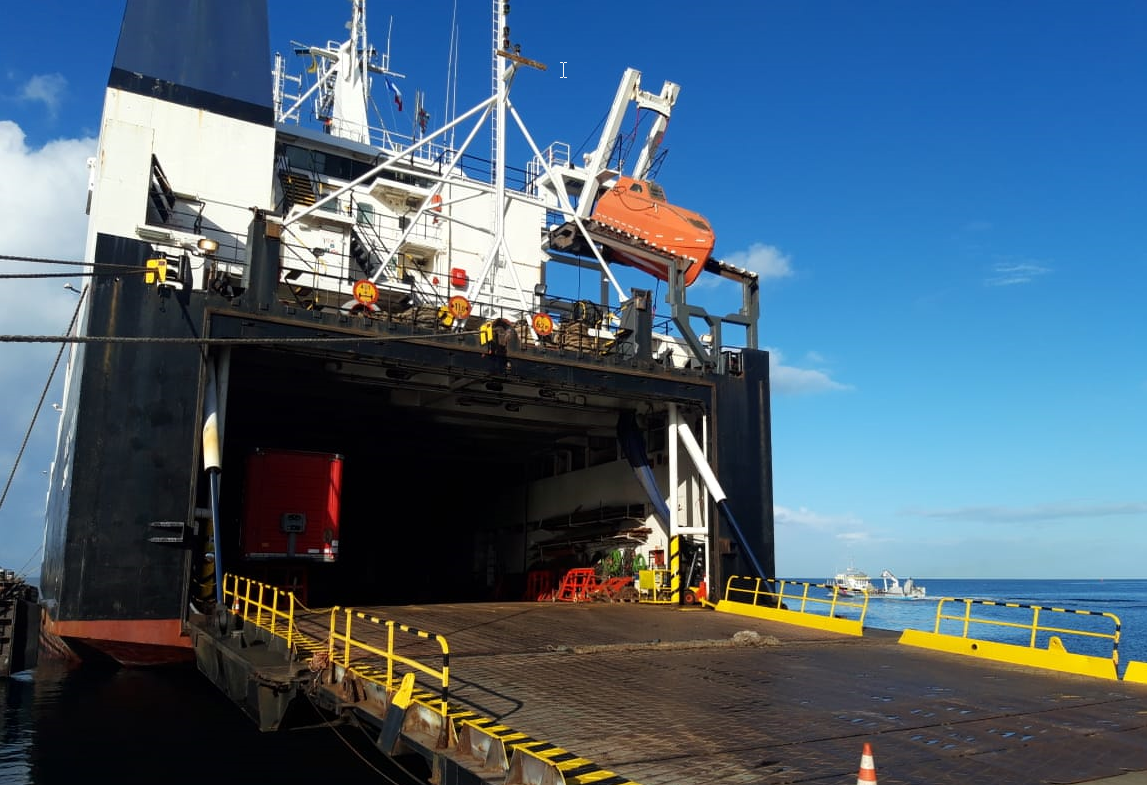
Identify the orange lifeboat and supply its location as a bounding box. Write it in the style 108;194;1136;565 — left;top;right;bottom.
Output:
587;175;715;286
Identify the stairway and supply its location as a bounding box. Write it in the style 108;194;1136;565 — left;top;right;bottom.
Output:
349;227;381;278
278;171;316;210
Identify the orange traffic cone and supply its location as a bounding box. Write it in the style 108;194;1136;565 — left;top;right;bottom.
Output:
856;742;877;785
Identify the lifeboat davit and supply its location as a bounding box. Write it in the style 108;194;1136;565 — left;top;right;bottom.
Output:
586;175;715;286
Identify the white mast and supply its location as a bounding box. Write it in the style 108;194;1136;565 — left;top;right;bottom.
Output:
493;0;508;277
330;0;370;143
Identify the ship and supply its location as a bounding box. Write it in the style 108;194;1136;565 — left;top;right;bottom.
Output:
874;569;926;599
35;0;774;667
24;5;1147;784
828;565;873;596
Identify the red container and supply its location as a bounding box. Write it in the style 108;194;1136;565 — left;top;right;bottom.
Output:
240;449;342;562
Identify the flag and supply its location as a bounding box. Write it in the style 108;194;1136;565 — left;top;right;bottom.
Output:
385;78;403;111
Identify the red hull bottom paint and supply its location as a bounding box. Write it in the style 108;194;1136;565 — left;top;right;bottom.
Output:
45;618;194;667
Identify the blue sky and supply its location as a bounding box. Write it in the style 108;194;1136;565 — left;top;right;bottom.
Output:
1;1;1144;580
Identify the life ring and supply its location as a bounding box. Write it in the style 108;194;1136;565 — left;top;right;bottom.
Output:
430;194;443;212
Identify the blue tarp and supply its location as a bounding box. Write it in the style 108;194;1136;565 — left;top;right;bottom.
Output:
617;411;671;528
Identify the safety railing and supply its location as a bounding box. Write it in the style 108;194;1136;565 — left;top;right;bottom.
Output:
930;597;1122;664
724;576;870;622
222;573;298;650
327;608;451;717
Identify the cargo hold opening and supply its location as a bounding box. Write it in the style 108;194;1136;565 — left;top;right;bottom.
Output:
210;347;684;608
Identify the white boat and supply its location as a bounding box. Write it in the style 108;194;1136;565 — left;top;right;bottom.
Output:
828;566;873;596
872;570;927;599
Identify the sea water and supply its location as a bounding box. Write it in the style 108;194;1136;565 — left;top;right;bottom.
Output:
2;579;1145;784
823;577;1147;675
0;660;427;785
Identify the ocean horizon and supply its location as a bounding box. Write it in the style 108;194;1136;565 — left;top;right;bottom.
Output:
789;576;1147;676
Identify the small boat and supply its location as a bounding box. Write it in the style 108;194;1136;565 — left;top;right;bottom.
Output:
827;566;873;596
585;175;715;285
872;569;927;599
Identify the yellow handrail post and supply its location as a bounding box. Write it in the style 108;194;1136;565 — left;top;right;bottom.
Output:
286;591;294;650
386;620;396;691
343;609;352;666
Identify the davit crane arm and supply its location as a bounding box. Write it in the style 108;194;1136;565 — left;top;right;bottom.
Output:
572;68;680;219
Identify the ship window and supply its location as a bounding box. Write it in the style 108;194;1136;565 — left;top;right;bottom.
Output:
628;182;644;194
282;145;318;172
686;217;710;232
646;182;667;202
280;143;436;188
356;202;375;226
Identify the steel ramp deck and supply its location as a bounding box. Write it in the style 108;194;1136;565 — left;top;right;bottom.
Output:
281;601;1147;785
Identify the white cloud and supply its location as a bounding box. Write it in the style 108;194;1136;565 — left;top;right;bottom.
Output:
0;120;92;375
724;242;793;281
985;261;1051;287
775;504;862;530
0;121;94;257
775;505;872;576
904;501;1147;523
766;347;851;395
19;73;68;117
0;121;93;572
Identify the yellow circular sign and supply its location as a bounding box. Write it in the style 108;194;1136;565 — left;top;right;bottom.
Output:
531;312;554;336
448;295;472;320
353;279;378;305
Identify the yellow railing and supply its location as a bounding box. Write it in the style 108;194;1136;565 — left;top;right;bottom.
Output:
713;576;870;635
328;608;452;717
723;576;870;623
930;597;1122;664
223;572;298;649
